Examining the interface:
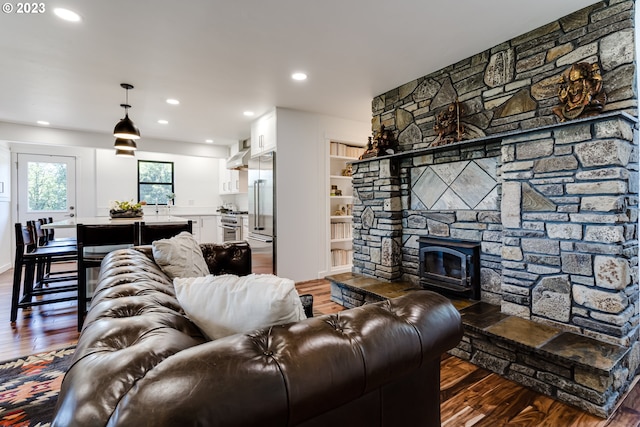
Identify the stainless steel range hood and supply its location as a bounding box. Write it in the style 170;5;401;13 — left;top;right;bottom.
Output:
226;139;251;169
226;149;250;170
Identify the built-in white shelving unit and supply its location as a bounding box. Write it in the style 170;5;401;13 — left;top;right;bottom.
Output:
328;141;365;274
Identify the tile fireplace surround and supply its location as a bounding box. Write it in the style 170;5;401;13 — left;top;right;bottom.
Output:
349;112;639;417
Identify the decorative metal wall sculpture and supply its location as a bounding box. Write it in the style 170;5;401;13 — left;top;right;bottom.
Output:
553;62;606;122
359;125;398;159
432;99;465;146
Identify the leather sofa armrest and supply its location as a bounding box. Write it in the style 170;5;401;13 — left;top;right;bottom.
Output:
200;241;251;276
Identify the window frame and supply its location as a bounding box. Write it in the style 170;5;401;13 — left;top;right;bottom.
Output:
137;160;175;205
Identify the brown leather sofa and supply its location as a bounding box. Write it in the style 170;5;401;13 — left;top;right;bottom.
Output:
52;242;463;427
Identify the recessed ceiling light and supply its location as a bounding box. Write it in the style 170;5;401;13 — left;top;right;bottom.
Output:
54;8;81;22
205;139;214;143
157;119;169;124
291;72;307;81
243;111;255;117
166;98;180;105
37;120;50;125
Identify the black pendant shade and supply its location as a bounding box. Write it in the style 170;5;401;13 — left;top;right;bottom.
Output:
114;138;137;151
115;148;135;157
113;113;140;140
113;83;141;140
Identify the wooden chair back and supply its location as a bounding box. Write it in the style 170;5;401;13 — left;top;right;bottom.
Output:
138;220;193;245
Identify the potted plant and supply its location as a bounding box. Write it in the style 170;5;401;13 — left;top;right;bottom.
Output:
109;199;144;218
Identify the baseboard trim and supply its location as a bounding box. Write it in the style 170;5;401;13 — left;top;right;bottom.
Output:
0;263;11;275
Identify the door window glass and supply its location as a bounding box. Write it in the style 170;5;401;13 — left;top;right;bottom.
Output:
27;161;68;211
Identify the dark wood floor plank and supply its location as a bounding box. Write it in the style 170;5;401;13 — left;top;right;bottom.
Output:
441;364;491;401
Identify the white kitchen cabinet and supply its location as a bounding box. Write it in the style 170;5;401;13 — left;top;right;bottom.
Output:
219;161;230;194
232;169;248;193
215;215;223;243
179;215;221;243
219;160;248;194
242;216;248;241
181;216;201;242
250;110;276;157
200;216;219;243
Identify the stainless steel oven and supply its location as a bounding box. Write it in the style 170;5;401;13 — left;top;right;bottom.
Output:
220;212;246;242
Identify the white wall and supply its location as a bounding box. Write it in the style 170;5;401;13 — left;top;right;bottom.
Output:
0;142;11;272
274;108;369;282
95;149;221;215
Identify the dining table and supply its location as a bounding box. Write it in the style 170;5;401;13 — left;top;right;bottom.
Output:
41;215;190;229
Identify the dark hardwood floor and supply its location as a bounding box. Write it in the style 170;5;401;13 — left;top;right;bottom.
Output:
1;264;638;426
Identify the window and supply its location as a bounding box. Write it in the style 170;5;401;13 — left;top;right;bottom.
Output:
27;160;68;211
138;161;174;205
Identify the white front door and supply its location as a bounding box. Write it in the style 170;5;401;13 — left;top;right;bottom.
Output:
17;154;76;237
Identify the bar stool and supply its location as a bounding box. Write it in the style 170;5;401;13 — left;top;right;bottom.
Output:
29;219;77;286
36;218;76;247
10;223;78;322
138;220;193;245
76;223;138;330
45;217;77;246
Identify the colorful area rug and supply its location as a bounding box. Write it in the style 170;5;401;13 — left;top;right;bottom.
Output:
0;346;75;427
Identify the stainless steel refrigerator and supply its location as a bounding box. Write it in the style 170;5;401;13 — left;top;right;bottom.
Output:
247;152;276;274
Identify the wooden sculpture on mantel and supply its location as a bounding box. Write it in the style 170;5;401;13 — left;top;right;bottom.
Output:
553;62;606;122
359;125;399;159
432;99;465;147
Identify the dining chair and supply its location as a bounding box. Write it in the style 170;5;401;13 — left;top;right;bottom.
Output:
76;222;138;330
30;219;77;285
45;217;77;246
137;220;193;245
10;223;78;322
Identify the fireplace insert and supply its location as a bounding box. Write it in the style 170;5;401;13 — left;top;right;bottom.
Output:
418;237;480;300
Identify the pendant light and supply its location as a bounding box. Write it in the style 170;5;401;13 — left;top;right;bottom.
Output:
114;138;137;151
113;83;141;140
115;149;135;157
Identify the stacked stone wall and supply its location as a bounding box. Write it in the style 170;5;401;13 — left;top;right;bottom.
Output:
351;159;403;281
371;1;635;151
500;114;639;346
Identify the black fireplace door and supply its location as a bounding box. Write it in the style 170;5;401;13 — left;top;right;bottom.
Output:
420;246;468;289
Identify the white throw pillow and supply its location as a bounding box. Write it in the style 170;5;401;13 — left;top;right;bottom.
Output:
152;232;210;279
173;274;307;340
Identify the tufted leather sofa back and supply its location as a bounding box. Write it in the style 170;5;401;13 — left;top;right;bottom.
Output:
53;245;462;427
200;241;251;275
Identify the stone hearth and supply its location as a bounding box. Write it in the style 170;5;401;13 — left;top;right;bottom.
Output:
328;272;631;418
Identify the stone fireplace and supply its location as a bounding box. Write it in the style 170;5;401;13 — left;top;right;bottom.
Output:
347;0;639;417
352;112;638;348
350;111;639;417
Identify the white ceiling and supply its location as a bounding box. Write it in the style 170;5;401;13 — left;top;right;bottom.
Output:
0;0;598;146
